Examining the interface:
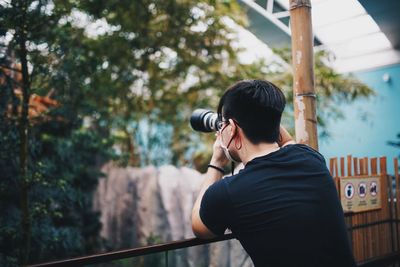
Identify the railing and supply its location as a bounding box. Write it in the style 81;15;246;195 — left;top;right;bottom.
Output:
28;234;235;267
28;222;400;267
344;215;400;267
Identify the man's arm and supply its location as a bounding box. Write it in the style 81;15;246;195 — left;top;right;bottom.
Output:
191;133;228;239
191;166;223;238
278;125;296;147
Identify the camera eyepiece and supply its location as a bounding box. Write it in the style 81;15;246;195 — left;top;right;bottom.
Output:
190;109;220;132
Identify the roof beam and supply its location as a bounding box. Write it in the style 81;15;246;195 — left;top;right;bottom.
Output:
238;0;292;36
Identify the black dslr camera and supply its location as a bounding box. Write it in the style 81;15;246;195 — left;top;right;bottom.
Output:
190;109;220;133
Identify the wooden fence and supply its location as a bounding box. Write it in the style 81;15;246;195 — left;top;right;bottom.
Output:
329;156;400;263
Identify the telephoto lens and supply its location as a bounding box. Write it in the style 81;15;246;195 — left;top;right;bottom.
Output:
190;109;219;132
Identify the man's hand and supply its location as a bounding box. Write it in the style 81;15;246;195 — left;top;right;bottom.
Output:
210;132;229;168
278;126;296;147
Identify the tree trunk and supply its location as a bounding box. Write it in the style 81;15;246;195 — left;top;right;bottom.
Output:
16;0;31;264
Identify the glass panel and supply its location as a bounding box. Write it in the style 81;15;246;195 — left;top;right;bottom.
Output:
86;239;250;267
317;15;379;44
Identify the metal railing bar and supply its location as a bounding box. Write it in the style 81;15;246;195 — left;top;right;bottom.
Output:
348;219;400;231
27;233;235;267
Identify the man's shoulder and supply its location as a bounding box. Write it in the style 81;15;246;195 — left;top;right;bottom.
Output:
219;173;240;188
217;171;253;194
286;144;326;163
286;143;318;153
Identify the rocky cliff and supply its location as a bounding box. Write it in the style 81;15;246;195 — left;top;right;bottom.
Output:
93;164;253;267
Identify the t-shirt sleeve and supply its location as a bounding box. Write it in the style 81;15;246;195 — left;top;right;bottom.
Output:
199;179;231;236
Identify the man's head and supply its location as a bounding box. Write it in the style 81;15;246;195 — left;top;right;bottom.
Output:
217;80;286;145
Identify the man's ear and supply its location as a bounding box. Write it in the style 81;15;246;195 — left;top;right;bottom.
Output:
228;118;237;137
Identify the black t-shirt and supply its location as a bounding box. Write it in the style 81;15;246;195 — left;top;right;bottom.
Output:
200;144;356;267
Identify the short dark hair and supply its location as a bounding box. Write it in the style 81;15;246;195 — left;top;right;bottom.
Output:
217;79;286;144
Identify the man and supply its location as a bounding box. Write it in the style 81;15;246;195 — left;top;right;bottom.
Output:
191;80;356;267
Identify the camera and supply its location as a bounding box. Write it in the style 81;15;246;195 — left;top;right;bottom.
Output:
190;109;220;132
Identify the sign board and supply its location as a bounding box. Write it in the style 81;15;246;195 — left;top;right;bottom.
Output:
339;176;382;213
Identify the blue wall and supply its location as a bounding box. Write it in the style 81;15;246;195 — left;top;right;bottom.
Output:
319;64;400;163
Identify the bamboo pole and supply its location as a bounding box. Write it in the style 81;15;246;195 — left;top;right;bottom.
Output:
289;0;318;150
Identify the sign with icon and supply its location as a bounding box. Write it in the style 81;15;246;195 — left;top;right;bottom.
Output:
339;176;381;213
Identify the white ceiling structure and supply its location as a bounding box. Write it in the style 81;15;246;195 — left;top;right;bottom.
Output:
239;0;400;73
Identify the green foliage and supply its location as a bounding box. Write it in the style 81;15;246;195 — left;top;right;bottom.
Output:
0;131;112;262
59;0;255;166
1;0;114;265
0;108;114;265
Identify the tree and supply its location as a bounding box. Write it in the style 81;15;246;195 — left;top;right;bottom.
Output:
64;0;253;166
1;1;113;265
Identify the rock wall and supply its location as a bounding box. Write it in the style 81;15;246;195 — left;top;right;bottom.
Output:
93;164;253;267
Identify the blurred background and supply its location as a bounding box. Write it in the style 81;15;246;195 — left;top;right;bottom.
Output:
0;0;399;266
